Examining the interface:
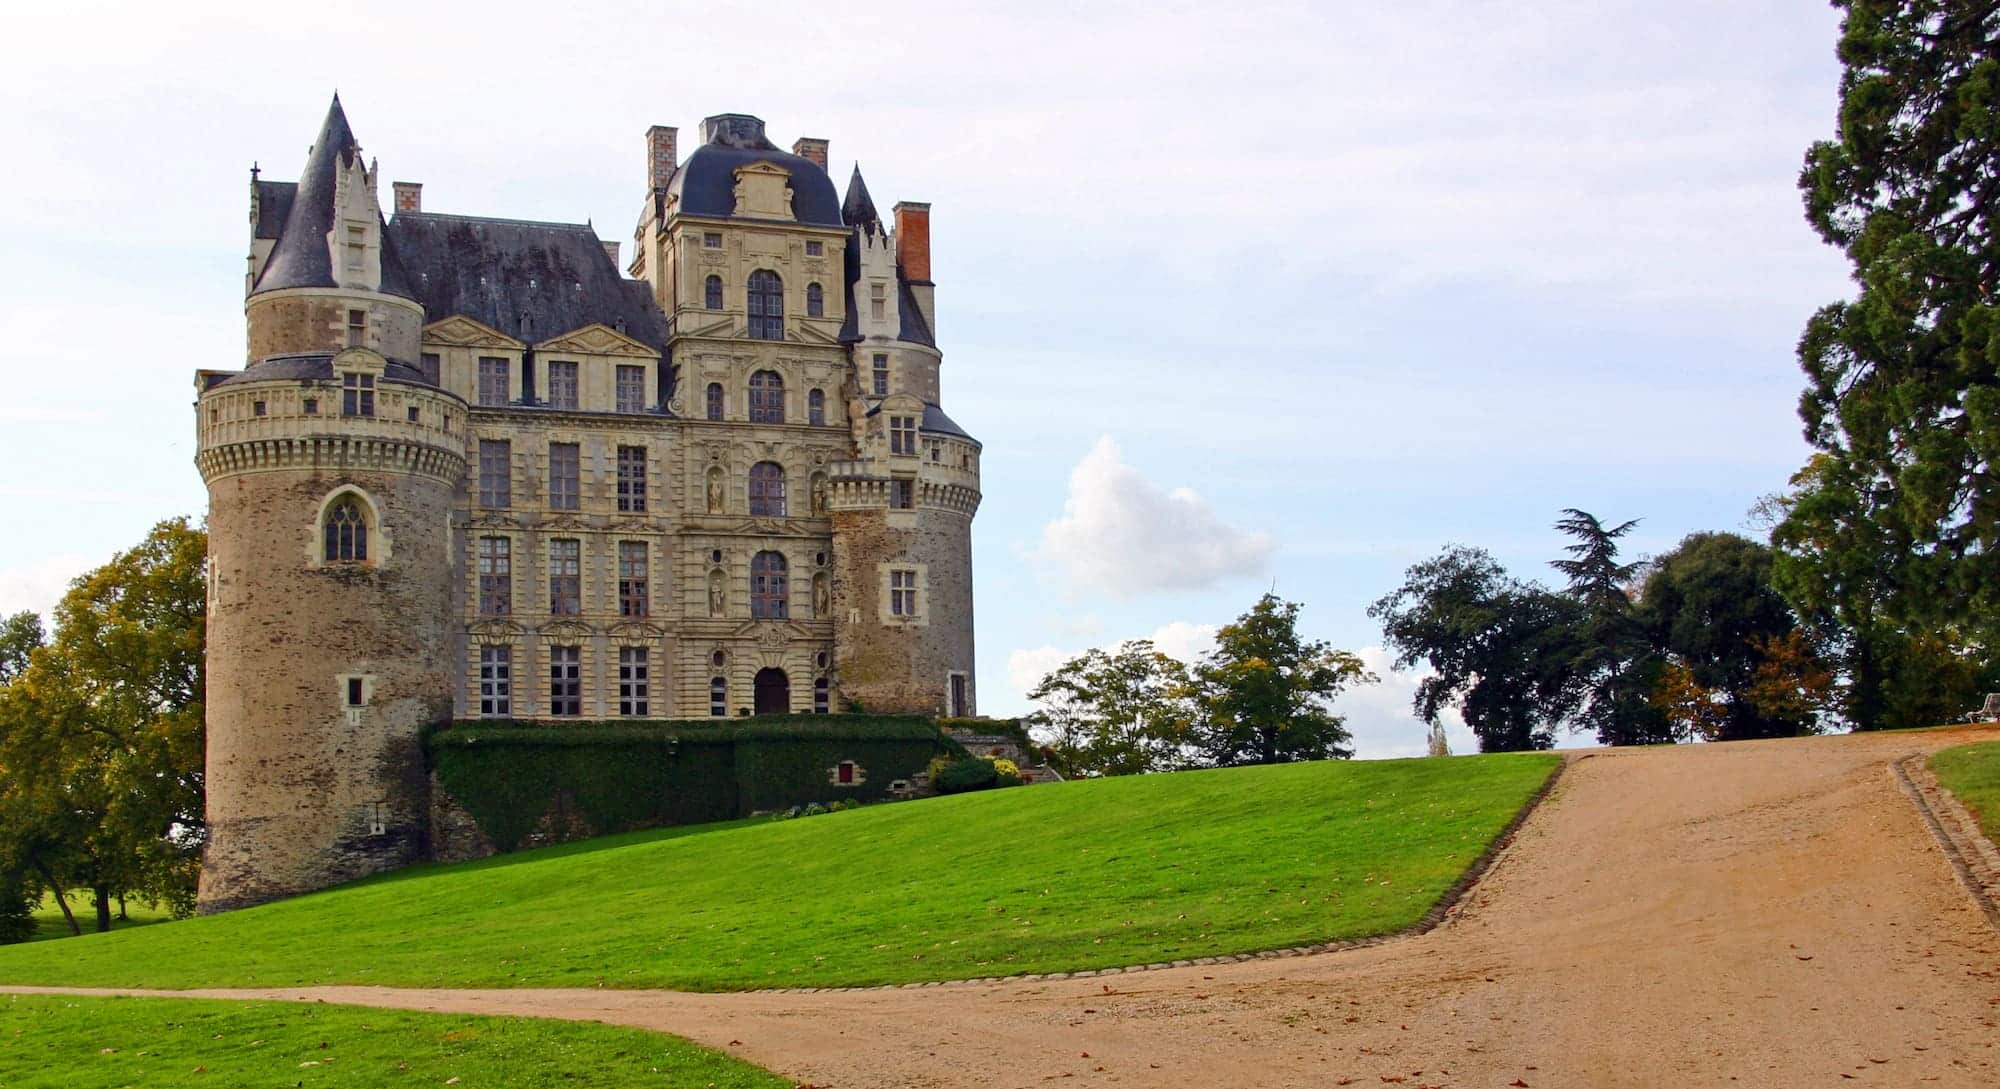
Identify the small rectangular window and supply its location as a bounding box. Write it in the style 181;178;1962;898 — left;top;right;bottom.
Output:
870;282;886;321
346;308;366;346
890;569;917;617
950;673;968;717
890;478;914;509
616;365;647;413
703;231;722;248
618;541;649;617
420;352;441;385
547;360;579;410
872;354;889;396
890;415;917;456
548;443;581;511
302;398;318;415
477;357;510;406
253;400;267;417
341;373;375;418
805;240;823;256
550;539;581;616
408;405;420;423
478;536;511;616
618;647;649;716
549;645;582;716
479;440;511;508
346;676;365;707
616;446;647;512
478;645;512;717
345;231;365;274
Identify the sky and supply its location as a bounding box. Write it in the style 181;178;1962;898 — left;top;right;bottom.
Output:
0;0;1853;758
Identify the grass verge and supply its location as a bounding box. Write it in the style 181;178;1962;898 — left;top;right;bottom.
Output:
1932;740;2000;846
25;894;171;944
0;753;1559;992
0;994;784;1089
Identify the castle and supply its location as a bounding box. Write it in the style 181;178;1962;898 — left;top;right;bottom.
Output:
192;97;981;912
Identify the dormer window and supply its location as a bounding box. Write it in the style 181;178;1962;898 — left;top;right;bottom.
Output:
870;282;886;321
341;373;375;417
346;309;366;347
890;415;917;455
345;227;366;272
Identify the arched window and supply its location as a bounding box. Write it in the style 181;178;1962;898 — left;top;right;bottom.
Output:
806;282;824;318
749;461;786;517
704;275;723;310
747;269;784;339
706;382;724;421
323;496;369;563
808;388;825;426
748;369;784;423
751;550;788;619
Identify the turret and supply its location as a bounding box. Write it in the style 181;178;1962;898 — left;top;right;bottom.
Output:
195;97;465;913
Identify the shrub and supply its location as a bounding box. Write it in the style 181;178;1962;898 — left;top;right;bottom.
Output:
0;875;34;945
990;757;1021;782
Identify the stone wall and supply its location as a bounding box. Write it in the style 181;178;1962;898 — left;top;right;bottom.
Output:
830;505;976;715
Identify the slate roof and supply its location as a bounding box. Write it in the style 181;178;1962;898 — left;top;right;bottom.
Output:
386;212;672;352
866;401;980;447
206;353;433;390
253;179;295;240
665;114;844;227
251;96;417;300
841;165;882;235
837;166;935;348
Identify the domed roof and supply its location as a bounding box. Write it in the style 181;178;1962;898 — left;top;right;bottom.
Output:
665;114;844;227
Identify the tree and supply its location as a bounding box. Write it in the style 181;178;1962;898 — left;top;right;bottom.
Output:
1551;510;1670;746
1778;2;2000;673
0;611;43;685
1369;545;1586;752
1025;640;1197;777
1192;594;1374;765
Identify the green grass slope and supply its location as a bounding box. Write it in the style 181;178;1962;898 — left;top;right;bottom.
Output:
0;752;1559;992
0;995;785;1089
1932;740;2000;846
25;893;170;943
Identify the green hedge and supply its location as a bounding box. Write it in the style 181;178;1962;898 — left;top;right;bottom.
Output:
427;715;956;852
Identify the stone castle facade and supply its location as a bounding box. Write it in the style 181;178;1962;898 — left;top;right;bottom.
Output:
193;98;980;912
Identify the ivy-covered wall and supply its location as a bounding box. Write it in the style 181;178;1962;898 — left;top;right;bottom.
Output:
426;715;961;854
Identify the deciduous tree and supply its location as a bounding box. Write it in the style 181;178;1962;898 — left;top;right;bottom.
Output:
1025;641;1196;777
1193;594;1374;765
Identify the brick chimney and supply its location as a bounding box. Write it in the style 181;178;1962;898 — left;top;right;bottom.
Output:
601;240;621;269
792;137;829;169
893;202;931;282
392;181;422;214
646;125;678;190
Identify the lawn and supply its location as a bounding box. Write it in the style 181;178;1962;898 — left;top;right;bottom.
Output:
25;893;171;944
0;752;1559;992
1932;740;2000;846
0;994;785;1089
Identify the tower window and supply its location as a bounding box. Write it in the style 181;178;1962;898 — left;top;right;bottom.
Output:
751;550;788;620
808;388;825;426
618;647;649;716
747;269;784;340
253;400;267;417
805;240;823;257
549;538;581;616
346;308;366;346
345;232;366;274
548;360;579;410
616;445;647;512
872;354;889;396
341;373;375;417
478;645;512;717
710;675;728;717
548;443;580;510
950;673;968;718
749;461;787;517
477;357;511;406
323;497;368;564
870;282;886;321
478;439;511;508
703;231;722;249
302;398;318;415
408;406;421;423
890;415;917;455
549;645;582;716
748;369;784;424
806;282;824;318
705;275;723;310
616;364;647;413
618;541;649;617
478;536;512;615
890;478;914;509
706;382;724;421
346;677;366;707
890;569;917;617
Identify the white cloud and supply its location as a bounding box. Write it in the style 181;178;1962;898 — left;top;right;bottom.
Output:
1038;437;1273;597
1003;621;1221;709
1142;621;1218;666
0;553;93;622
1335;646;1477;761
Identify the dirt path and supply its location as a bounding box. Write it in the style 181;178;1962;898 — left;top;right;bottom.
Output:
12;728;2000;1088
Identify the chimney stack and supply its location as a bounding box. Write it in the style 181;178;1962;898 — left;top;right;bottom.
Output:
893;202;932;283
602;240;621;269
792;137;829;169
646;125;679;190
392;181;422;214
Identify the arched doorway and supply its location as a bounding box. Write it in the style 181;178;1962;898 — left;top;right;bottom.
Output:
754;667;790;715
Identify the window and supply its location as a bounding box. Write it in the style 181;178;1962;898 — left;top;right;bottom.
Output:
477;357;510;406
706;382;724;421
616;365;646;413
346;308;366;347
616;445;646;512
837;761;856;785
710;675;728;717
951;674;968;717
808;388;825;426
345;233;366;275
747;269;784;340
751;551;788;619
872;354;889;396
548;443;580;510
814;676;829;714
408;406;421;423
890;415;917;455
549;645;581;716
346;677;365;707
704;275;723;310
253;400;267;416
870;282;886;321
323;497;368;563
618;541;648;617
890;569;917;617
550;539;581;616
805;240;823;257
302;397;318;415
703;231;722;248
478;439;511;508
548;360;579;410
618;647;649;716
341;373;375;417
478;536;511;616
806;282;824;317
420;352;440;384
890;478;914;509
749;370;784;423
749;461;786;516
478;646;512;717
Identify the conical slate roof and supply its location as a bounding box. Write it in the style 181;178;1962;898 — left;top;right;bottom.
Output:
252;96;415;299
842;164;882;235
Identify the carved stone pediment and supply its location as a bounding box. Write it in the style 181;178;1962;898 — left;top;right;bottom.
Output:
731;161;795;221
539;619;596;640
468;620;525;641
610;620;667;641
535;323;658;358
424;315;525;350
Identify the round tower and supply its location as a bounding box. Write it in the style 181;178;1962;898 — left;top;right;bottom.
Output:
195;98;463;913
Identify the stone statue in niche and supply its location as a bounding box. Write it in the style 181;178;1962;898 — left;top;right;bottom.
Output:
811;474;827;514
708;570;725;617
813;574;829;618
706;467;724;514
